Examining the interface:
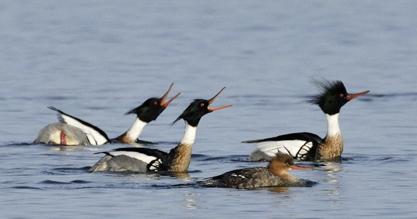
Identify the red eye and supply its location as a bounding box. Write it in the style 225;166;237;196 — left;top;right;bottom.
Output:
200;103;205;107
154;101;158;105
339;93;344;98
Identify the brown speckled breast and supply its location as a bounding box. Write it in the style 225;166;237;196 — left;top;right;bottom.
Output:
114;133;135;144
316;134;343;161
167;144;192;172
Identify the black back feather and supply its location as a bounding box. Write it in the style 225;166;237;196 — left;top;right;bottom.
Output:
242;132;322;144
48;106;110;142
112;147;168;160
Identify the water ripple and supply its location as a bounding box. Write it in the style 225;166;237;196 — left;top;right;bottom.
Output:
1;142;34;147
11;186;43;190
39;180;91;185
49;166;91;174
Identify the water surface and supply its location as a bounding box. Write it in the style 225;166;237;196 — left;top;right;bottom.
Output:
1;1;417;218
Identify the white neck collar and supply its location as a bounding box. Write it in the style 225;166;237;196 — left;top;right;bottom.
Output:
125;118;147;140
326;113;341;137
180;122;197;145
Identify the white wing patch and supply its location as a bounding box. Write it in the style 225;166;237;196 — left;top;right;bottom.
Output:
108;151;157;165
148;159;162;171
231;173;246;179
297;141;314;159
56;113;107;145
251;140;313;160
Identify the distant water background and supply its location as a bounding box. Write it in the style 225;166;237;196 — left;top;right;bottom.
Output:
1;1;417;218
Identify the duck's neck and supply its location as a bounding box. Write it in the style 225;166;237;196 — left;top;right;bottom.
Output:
317;113;343;161
180;123;197;145
268;165;297;183
280;172;298;183
325;113;341;137
168;123;197;172
119;118;147;143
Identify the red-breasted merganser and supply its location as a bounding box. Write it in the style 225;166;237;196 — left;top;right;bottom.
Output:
89;87;232;173
34;83;180;146
244;80;369;162
199;153;316;189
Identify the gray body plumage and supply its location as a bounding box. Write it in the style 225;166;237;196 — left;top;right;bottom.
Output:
89;155;151;172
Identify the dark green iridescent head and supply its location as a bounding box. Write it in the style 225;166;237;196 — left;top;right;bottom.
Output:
126;83;181;123
173;87;232;127
309;80;369;115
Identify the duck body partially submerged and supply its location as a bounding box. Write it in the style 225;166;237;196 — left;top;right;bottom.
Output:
199;153;316;189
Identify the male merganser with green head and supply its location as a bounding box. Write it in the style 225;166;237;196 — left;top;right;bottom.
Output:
245;80;369;162
89;87;231;173
34;83;180;146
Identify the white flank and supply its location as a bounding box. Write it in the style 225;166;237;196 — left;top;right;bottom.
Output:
181;123;197;145
125;118;147;141
86;133;97;145
108;151;156;164
326;113;341;137
48;129;62;145
254;140;311;158
56;113;107;145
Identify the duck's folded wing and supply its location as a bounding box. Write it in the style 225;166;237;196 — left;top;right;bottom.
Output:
109;148;169;171
243;132;322;161
48;106;109;145
200;167;263;188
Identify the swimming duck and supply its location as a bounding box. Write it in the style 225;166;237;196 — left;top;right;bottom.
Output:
245;80;369;162
89;87;232;173
34;83;180;146
199;153;315;189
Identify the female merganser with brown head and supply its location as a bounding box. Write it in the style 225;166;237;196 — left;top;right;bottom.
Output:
89;87;232;173
199;153;316;189
245;80;369;162
34;83;180;146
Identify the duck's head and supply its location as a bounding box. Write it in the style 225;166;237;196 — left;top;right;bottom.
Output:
173;87;232;127
268;153;294;175
126;83;181;123
268;153;311;176
309;80;369;115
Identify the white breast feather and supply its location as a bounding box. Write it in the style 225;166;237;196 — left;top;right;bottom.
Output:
56;113;107;145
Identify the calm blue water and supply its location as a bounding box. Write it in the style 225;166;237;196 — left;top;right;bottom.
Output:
1;1;417;218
